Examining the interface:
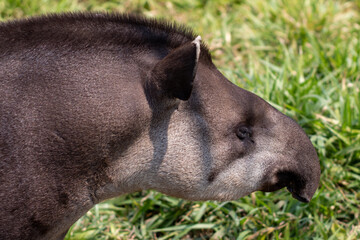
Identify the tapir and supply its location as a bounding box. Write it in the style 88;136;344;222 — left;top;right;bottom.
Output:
0;13;320;239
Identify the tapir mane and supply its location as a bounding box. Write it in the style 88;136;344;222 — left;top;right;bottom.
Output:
0;12;212;64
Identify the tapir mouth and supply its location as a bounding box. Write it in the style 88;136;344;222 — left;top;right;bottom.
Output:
260;183;310;203
283;171;312;203
260;170;312;203
286;186;310;203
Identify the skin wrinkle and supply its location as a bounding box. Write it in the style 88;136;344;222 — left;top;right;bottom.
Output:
149;107;174;175
186;89;214;183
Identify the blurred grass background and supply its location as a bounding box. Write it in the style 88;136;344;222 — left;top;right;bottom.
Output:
1;0;359;239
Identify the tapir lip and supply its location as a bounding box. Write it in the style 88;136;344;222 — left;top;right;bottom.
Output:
260;184;311;203
287;186;310;203
259;169;317;203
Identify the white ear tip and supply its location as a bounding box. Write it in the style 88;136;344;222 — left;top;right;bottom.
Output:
192;35;201;60
192;35;202;45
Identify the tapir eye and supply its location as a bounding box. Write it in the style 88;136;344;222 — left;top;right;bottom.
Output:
236;126;252;140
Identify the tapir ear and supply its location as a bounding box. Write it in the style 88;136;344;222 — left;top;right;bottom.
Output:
149;36;201;101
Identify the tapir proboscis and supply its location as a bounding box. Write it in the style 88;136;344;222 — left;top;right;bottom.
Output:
0;13;321;239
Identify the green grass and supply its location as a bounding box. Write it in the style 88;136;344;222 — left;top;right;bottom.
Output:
1;0;359;239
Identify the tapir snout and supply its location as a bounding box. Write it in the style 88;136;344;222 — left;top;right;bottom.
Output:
256;109;321;202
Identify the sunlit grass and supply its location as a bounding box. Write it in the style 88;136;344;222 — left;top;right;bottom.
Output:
1;0;359;239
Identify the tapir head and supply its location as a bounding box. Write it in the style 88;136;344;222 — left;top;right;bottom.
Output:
133;36;321;203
